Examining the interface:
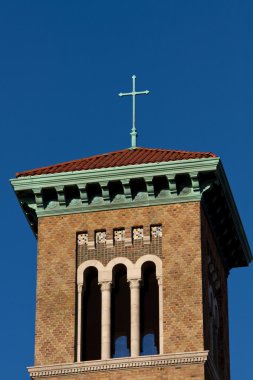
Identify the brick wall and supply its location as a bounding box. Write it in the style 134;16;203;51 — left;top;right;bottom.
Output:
40;364;205;380
34;201;212;379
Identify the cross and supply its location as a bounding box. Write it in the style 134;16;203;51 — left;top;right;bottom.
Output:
119;75;150;149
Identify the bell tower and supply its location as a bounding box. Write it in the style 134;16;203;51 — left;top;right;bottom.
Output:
11;145;251;380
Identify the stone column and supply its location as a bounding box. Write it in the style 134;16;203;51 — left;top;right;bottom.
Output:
100;281;112;360
129;279;141;357
77;283;83;362
157;276;163;354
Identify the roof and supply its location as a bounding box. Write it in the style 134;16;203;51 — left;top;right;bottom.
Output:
16;147;217;178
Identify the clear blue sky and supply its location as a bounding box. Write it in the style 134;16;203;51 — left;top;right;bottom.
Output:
1;1;252;379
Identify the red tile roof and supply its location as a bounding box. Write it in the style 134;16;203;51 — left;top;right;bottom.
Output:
16;147;217;177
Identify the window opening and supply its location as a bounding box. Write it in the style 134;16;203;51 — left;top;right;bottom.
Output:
111;264;130;358
141;333;157;355
81;267;101;361
140;261;159;355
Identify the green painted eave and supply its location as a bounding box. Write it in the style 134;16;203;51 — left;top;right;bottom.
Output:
216;162;252;265
10;156;252;267
11;157;220;190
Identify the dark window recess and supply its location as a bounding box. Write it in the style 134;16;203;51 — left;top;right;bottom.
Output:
81;267;101;361
140;262;159;355
111;264;130;358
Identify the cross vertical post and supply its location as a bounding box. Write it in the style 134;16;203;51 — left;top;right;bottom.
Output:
118;75;150;149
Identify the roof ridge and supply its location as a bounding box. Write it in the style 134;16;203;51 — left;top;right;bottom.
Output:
134;146;216;156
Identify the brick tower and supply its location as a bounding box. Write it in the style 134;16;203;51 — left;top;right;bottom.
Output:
11;146;251;380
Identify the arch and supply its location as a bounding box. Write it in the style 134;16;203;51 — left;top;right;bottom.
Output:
106;257;135;282
135;254;162;278
77;260;105;284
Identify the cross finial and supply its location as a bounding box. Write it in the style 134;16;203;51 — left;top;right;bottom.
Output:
118;75;150;149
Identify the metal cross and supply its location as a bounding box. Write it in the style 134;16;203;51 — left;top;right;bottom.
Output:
119;75;150;148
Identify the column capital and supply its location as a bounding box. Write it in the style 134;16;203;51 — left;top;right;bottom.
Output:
128;278;141;289
100;281;112;291
77;283;84;293
157;276;163;286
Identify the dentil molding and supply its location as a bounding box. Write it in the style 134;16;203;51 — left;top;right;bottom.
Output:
28;350;219;379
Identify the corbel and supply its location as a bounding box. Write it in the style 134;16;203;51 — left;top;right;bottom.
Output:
77;184;88;204
144;176;155;198
100;181;110;203
55;186;66;206
190;171;200;194
121;179;132;200
166;174;177;196
33;188;43;209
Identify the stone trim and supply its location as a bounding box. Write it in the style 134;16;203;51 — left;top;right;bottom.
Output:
28;351;209;378
77;255;163;285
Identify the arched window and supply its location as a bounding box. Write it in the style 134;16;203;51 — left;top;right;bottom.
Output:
111;264;130;358
77;255;163;361
81;267;101;361
140;261;159;355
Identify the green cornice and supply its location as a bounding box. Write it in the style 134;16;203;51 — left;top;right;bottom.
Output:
10;156;252;267
35;195;202;217
11;157;220;191
215;162;252;265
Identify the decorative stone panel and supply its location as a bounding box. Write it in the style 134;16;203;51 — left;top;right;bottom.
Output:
95;230;106;245
77;232;88;246
113;228;125;242
151;225;162;239
132;227;144;241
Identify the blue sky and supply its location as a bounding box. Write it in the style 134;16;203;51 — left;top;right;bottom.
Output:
1;1;252;379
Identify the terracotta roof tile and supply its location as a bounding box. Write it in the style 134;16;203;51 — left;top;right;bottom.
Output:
16;147;217;178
